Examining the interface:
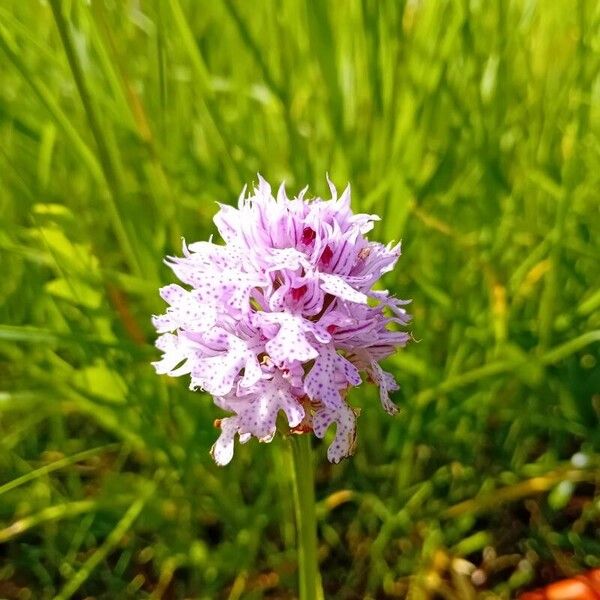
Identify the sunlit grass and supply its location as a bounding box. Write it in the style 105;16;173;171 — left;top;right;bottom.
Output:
0;0;599;598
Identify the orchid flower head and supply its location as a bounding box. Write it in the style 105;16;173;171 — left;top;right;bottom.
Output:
152;176;411;464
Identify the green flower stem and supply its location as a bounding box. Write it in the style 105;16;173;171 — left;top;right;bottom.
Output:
290;434;324;600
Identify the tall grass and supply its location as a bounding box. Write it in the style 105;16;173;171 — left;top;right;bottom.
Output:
0;1;598;598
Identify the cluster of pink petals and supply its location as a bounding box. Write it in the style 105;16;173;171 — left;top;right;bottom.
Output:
152;177;411;464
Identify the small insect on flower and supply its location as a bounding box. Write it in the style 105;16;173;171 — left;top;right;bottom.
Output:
151;176;411;465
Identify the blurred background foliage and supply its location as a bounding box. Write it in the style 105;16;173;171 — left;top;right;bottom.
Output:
0;0;599;598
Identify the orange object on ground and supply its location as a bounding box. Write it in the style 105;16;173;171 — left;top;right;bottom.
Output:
519;570;600;600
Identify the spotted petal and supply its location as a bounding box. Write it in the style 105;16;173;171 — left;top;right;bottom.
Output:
304;346;361;408
313;403;357;463
369;361;399;415
237;374;305;441
191;335;261;395
319;273;367;304
210;416;240;466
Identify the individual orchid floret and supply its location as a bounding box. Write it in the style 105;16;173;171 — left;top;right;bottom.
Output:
152;176;411;464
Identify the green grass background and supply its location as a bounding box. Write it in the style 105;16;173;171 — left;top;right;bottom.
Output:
1;0;599;598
